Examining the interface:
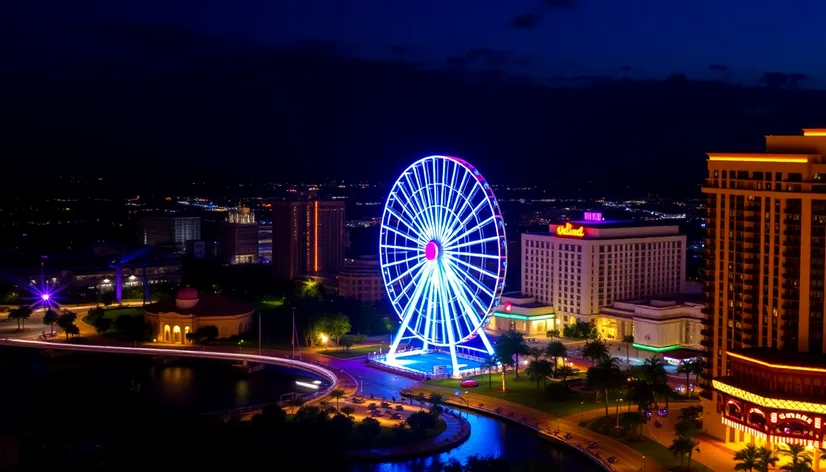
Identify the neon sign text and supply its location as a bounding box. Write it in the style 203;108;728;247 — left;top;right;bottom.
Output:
774;412;814;425
584;212;603;221
556;222;585;237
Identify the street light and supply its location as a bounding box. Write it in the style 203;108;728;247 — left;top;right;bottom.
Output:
321;334;329;350
580;401;585;424
642;455;646;471
615;397;623;428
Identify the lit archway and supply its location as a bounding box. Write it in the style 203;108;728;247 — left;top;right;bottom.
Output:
184;326;191;343
173;325;182;344
164;325;171;343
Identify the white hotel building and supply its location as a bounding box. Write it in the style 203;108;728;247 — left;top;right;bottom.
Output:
520;215;686;335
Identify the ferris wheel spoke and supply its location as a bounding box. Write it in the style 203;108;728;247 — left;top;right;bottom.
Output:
441;266;474;337
443;198;488;245
443;259;492;315
390;189;430;238
381;243;421;252
442;257;495;299
402;172;435;239
444;253;499;279
443;250;500;260
443;215;495;250
435;264;462;350
448;170;470;222
386;258;427;287
382;252;425;269
420;271;437;346
435;158;447;240
415;162;438;239
445;235;501;251
384;223;427;246
441;262;486;333
443;179;480;241
388;261;431;311
389;264;434;357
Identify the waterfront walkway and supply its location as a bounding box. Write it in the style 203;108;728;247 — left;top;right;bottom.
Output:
413;385;663;472
349;409;470;460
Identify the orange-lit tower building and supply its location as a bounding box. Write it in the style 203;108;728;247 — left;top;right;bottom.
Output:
272;200;345;280
702;129;826;453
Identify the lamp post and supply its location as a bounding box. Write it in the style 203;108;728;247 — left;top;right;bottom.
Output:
580;401;585;424
359;375;363;398
616;397;623;428
238;339;244;353
321;334;329;352
642;455;646;471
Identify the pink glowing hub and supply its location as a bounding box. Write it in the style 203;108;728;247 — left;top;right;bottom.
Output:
425;240;440;261
41;294;50;301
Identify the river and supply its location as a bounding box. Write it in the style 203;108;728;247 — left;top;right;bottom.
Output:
0;347;600;471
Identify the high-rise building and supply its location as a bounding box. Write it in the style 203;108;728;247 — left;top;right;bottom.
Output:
139;216;201;253
702;129;826;449
338;256;384;304
258;224;272;262
221;209;258;265
519;213;686;336
272;200;345;279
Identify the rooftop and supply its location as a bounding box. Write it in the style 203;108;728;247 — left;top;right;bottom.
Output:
144;293;253;317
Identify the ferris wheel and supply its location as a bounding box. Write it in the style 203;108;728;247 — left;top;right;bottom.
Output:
379;155;507;375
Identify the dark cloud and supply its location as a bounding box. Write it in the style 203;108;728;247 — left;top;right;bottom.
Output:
389;45;424;56
542;0;577;8
509;11;542;28
464;48;529;69
709;63;730;71
760;72;813;88
620;65;633;71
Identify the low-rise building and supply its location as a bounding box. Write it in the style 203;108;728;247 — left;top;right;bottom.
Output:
143;287;254;343
338;256;384;304
488;293;556;337
598;295;704;351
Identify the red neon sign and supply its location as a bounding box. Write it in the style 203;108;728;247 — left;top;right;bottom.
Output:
504;302;512;312
556;222;585;238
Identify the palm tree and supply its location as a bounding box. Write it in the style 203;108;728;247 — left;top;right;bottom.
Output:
642;355;668;409
43;308;59;335
582;339;609;365
427;393;444;420
587;356;624;416
546;329;560;339
494;340;516;391
754;446;779;472
545;340;567;372
734;444;760;471
622;334;635;362
677;359;695;397
669;435;700;470
779;443;813;471
526;359;553;392
329;388;345;411
691;359;706;391
620;411;646;438
482;355;500;389
340;405;355;417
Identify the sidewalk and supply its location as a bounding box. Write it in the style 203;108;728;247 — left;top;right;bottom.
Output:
414;385;664;472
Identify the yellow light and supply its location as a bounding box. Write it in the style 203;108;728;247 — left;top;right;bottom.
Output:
803;129;826;136
707;154;809;163
713;379;826;415
727;352;826;373
321;334;329;343
555;222;585;237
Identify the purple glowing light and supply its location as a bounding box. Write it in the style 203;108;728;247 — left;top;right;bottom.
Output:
425;241;440;261
41;293;50;301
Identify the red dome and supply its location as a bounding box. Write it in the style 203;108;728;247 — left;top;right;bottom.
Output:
175;287;199;300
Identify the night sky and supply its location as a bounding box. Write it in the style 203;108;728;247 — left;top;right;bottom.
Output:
3;1;826;195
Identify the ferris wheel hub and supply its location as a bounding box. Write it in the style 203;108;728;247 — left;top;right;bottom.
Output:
424;240;440;261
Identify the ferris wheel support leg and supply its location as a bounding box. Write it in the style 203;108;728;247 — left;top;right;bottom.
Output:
448;342;462;379
477;329;496;356
386;315;413;364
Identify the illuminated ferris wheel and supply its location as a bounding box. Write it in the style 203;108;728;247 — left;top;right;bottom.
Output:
379;155;507;374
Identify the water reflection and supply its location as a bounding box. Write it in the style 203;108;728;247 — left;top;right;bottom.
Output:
353;412;600;472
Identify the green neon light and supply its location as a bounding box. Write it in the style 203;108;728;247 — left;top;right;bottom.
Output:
632;343;681;353
493;312;555;321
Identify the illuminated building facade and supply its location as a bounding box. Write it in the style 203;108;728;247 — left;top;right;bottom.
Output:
489;293;556;337
702;129;826;452
272;200;345;280
599;296;703;351
338;256;384;304
221;209;258;265
138;216;201;253
522;214;686;334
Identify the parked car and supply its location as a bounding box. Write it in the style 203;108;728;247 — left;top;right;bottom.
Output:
460;379;479;388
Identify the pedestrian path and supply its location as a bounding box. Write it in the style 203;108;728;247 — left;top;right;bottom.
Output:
349;409;470;459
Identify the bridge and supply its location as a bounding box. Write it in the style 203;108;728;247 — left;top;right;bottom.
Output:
0;338;339;407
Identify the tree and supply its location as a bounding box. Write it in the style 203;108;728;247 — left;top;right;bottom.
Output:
87;306;105;321
622;334;635;362
642;355;668;409
557;365;575;385
193;325;219;343
101;291;117;307
339;334;356;352
691;359;705;391
525;346;543;362
587;357;624;416
754;446;779;472
545;340;567;372
677;359;695;397
329;388;345;411
357;417;381;442
427;393;444;420
299;279;324;299
525;359;553;392
493;342;515;391
582;339;609;365
320;313;351;346
8;305;33;331
779;444;813;472
340;406;355;418
620;411;646;438
406;410;436;434
94;316;113;334
669;435;700;470
304;318;324;347
57;311;78;340
42;308;59;335
734;444;760;472
546;329;560;339
496;330;528;378
286;397;304;413
482;355;499;389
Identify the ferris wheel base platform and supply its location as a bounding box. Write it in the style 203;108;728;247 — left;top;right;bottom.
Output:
377;345;491;379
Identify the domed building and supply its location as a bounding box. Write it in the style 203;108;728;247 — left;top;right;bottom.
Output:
144;287;254;344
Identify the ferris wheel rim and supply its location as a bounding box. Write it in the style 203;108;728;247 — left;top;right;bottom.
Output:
378;155;507;347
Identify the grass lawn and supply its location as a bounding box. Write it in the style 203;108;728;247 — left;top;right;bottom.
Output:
320;345;378;359
81;307;144;325
583;416;712;472
424;373;610;418
259;298;284;309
